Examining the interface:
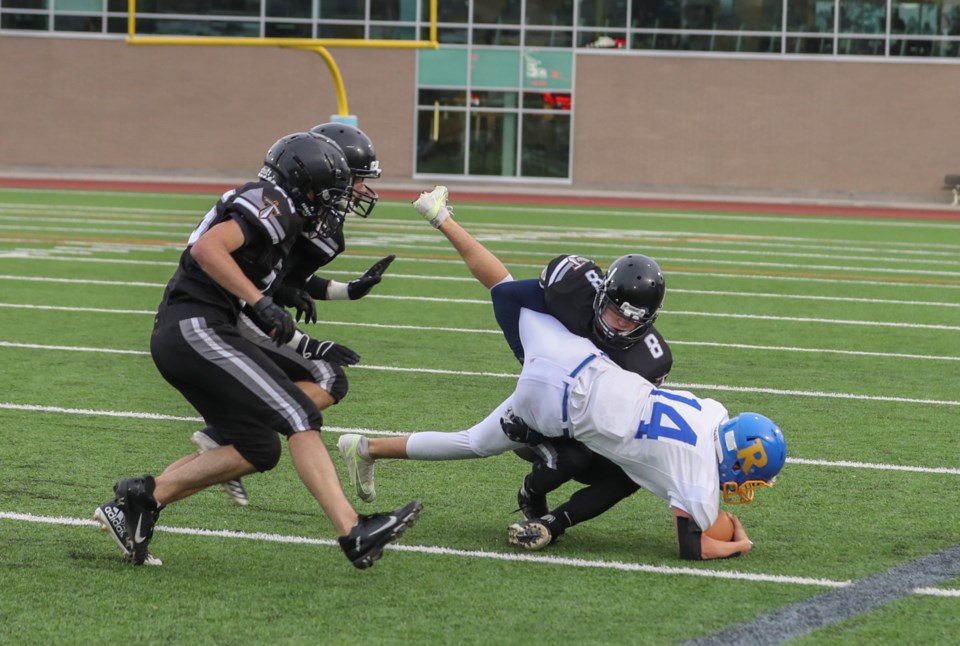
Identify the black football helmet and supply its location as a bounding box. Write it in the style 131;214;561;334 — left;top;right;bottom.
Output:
309;122;380;218
258;132;351;237
592;254;666;348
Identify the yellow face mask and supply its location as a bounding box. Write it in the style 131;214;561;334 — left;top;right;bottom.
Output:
721;478;775;504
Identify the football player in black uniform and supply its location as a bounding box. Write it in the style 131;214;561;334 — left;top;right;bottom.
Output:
94;132;420;569
192;122;395;507
336;187;672;550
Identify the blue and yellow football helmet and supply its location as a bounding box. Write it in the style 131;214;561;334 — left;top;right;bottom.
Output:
717;413;786;504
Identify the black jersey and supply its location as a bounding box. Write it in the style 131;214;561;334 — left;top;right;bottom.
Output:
540;254;673;385
158;181;302;320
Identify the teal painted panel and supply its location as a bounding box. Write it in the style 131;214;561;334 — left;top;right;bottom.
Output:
419;48;469;86
523;49;573;90
471;49;520;88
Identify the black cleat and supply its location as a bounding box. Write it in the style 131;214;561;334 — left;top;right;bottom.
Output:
516;477;548;520
114;475;159;566
94;499;163;566
339;499;423;570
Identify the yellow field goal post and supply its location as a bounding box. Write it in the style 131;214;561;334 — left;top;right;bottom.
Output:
126;0;439;125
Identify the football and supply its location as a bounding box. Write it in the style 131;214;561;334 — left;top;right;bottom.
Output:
705;510;735;541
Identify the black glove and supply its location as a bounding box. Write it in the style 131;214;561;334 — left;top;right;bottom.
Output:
296;336;360;366
274;284;317;324
347;255;396;300
252;296;295;346
501;409;545;445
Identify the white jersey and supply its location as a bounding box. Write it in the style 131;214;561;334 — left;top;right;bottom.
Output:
511;310;728;530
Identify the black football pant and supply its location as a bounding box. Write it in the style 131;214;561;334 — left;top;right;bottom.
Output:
515;439;640;533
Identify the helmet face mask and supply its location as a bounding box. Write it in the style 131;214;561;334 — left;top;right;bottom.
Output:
716;413;787;504
258;132;352;237
309;122;380;218
592;254;666;348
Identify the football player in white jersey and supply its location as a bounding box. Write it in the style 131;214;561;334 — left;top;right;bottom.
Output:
338;188;671;522
494;300;786;559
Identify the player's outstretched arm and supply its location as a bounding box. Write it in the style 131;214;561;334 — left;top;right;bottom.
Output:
413;186;511;289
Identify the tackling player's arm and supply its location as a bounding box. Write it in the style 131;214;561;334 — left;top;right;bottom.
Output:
672;507;753;560
190;219;263;306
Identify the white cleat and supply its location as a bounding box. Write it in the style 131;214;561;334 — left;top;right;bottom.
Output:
412;185;452;228
191;431;249;507
507;519;554;551
337;433;377;503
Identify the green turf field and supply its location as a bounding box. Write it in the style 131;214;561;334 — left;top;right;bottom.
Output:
0;187;958;644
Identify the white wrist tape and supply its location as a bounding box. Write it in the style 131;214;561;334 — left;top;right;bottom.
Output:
326;280;350;300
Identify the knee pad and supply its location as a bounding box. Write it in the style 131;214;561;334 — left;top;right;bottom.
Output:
327;371;349;404
234;434;282;472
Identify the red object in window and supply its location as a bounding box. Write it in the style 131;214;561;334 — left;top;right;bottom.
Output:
543;92;572;110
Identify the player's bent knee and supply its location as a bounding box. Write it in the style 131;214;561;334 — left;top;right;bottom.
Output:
236;435;283;472
327;375;349;404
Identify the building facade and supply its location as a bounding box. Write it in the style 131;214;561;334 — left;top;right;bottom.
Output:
1;0;957;202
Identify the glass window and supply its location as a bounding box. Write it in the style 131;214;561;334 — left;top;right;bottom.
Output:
523;92;571;110
54;14;101;31
472;91;519;108
526;0;574;26
839;0;886;33
369;24;417;40
134;18;259;36
137;0;261;16
891;0;941;35
417;109;466;174
265;0;310;19
420;26;469;43
265;21;312;37
472;49;521;87
6;0;48;7
579;0;628;27
318;23;364;38
469;112;518;175
521;113;570;178
370;0;417;21
837;36;885;53
578;31;627;48
523;50;573;90
418;89;469;107
473;27;521;45
316;0;362;20
525;29;574;47
787;0;835;32
473;0;522;25
2;13;48;29
419;48;469;86
786;36;836;53
422;0;469;22
632;0;682;28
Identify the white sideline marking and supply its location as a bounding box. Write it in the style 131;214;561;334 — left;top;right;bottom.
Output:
2;273;960;310
1;342;959;404
1;510;956;597
0;301;956;332
1;402;959;475
0;347;957;406
3;251;960;291
2;339;958;363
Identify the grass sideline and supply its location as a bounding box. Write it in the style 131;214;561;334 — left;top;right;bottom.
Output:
0;187;958;644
